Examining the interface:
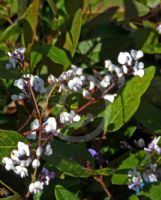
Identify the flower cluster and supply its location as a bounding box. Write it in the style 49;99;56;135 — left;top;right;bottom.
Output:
128;165;158;193
12;74;46;101
99;50;144;102
29;167;55;194
2;140;55;195
4;48;146;197
144;136;161;154
128;168;144;193
48;50;145;103
2;142;31;178
6;48;26;69
60;110;80;125
48;65;85;92
128;137;161;193
26;117;59;140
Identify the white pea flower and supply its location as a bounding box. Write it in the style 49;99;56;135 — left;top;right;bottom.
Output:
131;50;144;60
71;65;83;75
48;75;58;85
29;181;43;194
33;76;46;93
68;77;83;92
14;78;26;90
14;166;28;178
143;172;157;183
29;183;36;194
11;150;20;163
27;119;40;140
6;48;26;69
105;60;116;72
82;89;91;98
118;52;132;65
157;24;161;34
60;111;80;124
87;75;97;90
6;57;17;69
58;83;66;93
100;75;112;88
2;157;15;171
44;117;58;135
14;47;26;55
23;74;35;86
32;159;40;169
36;146;43;157
114;67;123;77
122;65;128;74
20;158;31;167
103;94;117;102
11;93;25;101
44;144;53;156
18;142;30;157
60;112;70;124
133;62;144;77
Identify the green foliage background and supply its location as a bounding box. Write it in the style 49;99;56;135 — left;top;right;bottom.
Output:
0;0;161;199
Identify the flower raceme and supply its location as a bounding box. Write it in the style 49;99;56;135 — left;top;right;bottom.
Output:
2;141;55;194
6;48;26;69
7;48;145;104
4;48;146;196
128;136;161;193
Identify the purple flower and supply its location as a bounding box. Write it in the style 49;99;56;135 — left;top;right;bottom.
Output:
39;167;55;186
144;137;161;154
88;148;98;157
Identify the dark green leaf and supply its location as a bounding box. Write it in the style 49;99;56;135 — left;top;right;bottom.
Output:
21;0;40;47
48;46;71;68
103;66;155;132
0;22;20;42
135;100;161;134
64;9;82;57
55;185;79;200
43;139;94;177
140;183;161;200
0;130;27;164
112;151;145;185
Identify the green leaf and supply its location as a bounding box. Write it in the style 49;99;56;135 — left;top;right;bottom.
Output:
146;0;161;8
47;0;57;16
129;195;140;200
21;0;40;47
103;66;155;132
0;65;20;80
140;183;161;200
55;185;79;200
94;167;114;176
30;51;43;70
0;194;20;200
33;192;42;200
43;139;94;177
0;22;20;42
64;9;82;57
112;151;145;185
0;130;27;164
135;100;161;134
48;46;71;68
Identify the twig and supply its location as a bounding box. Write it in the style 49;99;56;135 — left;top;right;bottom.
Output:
94;176;112;198
76;98;97;113
18;110;35;132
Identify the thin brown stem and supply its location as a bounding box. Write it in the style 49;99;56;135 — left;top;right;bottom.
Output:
76;98;97;113
94;176;112;198
42;85;56;116
27;80;41;118
18;110;35;132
